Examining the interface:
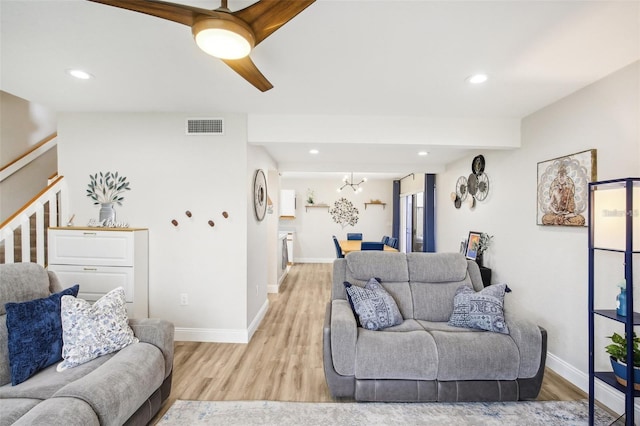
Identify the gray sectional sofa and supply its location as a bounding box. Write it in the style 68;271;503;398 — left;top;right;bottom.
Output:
323;251;547;402
0;263;174;425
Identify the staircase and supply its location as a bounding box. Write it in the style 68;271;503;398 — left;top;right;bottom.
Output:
0;134;65;266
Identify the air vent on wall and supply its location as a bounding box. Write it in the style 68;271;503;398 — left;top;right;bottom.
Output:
186;118;224;135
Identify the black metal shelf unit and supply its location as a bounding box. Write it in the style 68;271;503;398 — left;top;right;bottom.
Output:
588;177;640;426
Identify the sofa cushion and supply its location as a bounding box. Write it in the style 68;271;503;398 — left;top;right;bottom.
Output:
448;284;509;334
11;396;100;426
0;263;51;316
431;330;520;380
345;252;414;318
0;352;115;400
5;285;80;385
53;342;165;426
355;329;438;380
407;253;468;282
0;398;42;426
407;253;474;322
345;278;403;331
58;287;138;371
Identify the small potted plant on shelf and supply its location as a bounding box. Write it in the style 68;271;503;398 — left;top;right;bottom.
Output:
306;188;315;205
605;332;640;389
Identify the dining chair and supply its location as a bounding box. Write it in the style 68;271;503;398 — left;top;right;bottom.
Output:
381;236;390;245
388;237;399;249
347;233;363;240
333;235;345;258
361;241;384;251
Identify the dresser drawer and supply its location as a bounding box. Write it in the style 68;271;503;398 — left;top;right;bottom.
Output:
49;230;134;266
48;264;134;303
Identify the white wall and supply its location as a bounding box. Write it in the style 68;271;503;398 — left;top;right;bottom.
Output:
279;177;394;262
436;61;639;414
0;91;58;221
246;146;277;333
57;112;269;343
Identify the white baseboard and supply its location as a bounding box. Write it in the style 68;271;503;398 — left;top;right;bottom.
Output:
294;257;334;264
248;298;269;341
175;299;269;344
175;327;249;343
546;351;639;419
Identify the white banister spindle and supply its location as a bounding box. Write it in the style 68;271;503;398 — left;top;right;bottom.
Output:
3;229;14;264
21;215;30;262
35;202;45;266
49;193;58;228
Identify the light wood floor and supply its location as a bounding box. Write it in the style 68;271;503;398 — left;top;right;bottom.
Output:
152;263;586;422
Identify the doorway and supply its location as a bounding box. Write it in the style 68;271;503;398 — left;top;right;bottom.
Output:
401;192;424;252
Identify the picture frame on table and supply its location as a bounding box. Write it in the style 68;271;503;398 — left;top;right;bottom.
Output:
465;231;482;260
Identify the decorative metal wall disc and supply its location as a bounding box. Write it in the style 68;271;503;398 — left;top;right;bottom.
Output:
467;173;478;196
456;176;468;201
472;155;485;175
475;173;490;201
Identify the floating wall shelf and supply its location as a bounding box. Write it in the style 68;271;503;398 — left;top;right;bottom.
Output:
364;202;386;209
305;204;329;212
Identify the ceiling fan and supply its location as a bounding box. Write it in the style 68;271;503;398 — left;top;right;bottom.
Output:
87;0;315;91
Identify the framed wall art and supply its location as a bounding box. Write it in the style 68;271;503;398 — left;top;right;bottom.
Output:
537;149;597;226
465;231;482;260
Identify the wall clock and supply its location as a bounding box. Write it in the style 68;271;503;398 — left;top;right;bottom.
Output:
253;169;267;221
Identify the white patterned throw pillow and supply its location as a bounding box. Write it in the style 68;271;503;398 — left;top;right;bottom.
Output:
57;287;138;371
448;283;510;334
344;278;403;331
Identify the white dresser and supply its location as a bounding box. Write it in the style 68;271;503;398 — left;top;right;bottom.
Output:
47;227;149;318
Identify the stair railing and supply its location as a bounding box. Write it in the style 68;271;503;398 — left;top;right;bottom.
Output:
0;176;66;265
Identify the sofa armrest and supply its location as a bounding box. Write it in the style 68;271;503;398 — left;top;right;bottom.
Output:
330;299;358;376
128;318;174;379
504;311;543;378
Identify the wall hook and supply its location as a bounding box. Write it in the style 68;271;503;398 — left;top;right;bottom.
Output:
185;210;192;218
222;211;229;218
171;219;179;227
208;220;215;227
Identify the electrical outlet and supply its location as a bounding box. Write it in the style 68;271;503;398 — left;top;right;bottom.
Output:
180;293;188;306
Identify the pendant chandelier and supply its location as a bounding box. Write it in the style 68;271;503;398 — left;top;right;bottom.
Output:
338;172;367;193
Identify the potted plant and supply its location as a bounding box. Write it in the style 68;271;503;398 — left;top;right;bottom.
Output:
306;188;315;205
473;233;493;267
86;171;131;223
605;332;640;389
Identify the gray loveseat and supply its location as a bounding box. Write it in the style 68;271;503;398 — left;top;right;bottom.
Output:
0;263;174;425
323;252;547;402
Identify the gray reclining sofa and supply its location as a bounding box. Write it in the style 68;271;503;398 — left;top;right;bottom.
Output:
323;251;547;402
0;263;174;425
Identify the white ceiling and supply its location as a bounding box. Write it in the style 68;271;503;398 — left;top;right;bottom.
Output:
1;0;638;178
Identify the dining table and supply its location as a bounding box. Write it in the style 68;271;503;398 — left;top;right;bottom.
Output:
339;240;399;255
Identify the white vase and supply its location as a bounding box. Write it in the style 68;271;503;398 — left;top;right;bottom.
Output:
99;203;116;223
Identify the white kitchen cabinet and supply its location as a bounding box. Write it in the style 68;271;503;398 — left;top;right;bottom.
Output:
280;189;296;219
48;227;149;318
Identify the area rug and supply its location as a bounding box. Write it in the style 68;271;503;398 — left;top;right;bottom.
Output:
156;399;616;425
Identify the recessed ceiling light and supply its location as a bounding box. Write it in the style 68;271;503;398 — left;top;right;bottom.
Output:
309;149;319;154
466;73;488;84
66;69;94;80
418;151;429;156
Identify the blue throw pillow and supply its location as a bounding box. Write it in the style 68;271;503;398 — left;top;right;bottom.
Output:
344;278;403;331
5;285;79;385
448;283;509;334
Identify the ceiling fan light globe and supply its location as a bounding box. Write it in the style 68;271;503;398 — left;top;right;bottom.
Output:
193;18;255;60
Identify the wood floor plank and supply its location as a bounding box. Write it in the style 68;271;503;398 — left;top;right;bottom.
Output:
152;263;583;423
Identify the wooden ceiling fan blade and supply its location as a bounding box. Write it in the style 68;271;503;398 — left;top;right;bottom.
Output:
222;57;273;92
233;0;315;46
87;0;215;26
